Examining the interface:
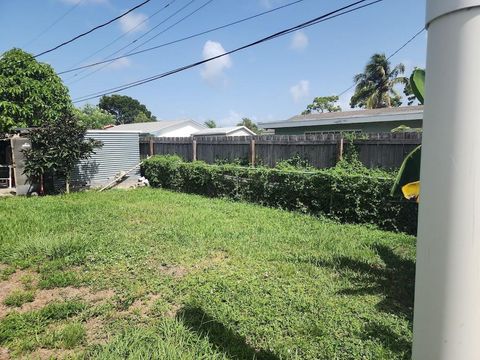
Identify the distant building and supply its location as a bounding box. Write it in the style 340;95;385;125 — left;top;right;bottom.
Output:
105;120;205;137
259;106;423;135
192;126;256;137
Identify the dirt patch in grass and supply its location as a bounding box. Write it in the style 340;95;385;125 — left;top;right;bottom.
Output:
0;347;9;360
0;270;114;319
158;264;188;279
17;287;114;314
193;250;229;270
26;348;77;360
0;270;38;318
164;303;182;318
85;317;109;345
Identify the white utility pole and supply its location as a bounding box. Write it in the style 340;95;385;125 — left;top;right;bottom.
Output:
413;1;480;359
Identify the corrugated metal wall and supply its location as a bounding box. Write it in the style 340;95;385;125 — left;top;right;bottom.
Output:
72;131;140;188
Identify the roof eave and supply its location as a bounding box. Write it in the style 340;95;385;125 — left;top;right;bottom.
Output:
259;112;423;129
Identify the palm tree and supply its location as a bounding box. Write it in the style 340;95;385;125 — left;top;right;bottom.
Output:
350;53;408;109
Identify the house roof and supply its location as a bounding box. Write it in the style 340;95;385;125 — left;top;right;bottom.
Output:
259;106;424;129
105;120;203;134
192;126;256;136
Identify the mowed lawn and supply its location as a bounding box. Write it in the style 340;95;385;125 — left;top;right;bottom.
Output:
0;189;415;359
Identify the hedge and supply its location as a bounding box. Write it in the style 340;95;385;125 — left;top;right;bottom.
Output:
141;155;418;235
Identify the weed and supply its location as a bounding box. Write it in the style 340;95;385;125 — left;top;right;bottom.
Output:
3;290;35;307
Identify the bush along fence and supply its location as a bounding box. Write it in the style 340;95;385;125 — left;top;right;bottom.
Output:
141;155;418;235
140;132;422;170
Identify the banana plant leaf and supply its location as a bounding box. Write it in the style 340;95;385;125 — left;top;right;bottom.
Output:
391;68;424;198
391;145;421;196
410;69;425;105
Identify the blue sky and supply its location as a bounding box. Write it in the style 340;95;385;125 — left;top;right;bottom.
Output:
0;0;427;126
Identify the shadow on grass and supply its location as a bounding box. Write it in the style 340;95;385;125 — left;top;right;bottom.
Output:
362;321;412;358
177;307;278;360
291;244;415;357
299;244;415;320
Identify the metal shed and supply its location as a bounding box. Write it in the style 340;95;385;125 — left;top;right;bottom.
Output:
72;130;140;188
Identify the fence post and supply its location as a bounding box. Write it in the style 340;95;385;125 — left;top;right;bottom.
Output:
192;139;197;162
149;138;154;156
337;136;344;162
249;138;256;167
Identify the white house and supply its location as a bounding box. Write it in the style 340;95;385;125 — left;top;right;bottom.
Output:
192;126;255;137
105;120;205;137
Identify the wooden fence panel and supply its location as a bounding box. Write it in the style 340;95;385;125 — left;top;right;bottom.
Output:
140;133;422;169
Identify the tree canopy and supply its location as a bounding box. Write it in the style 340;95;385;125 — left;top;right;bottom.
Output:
204;120;216;128
133;112;151;124
237;118;261;134
99;95;156;125
74;104;115;129
23;114;101;194
302;96;341;115
0;48;73;132
350;53;408;109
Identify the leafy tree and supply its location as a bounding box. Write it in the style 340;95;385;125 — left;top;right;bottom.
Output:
23;115;101;194
134;112;152;124
237;118;261;134
99;94;156;125
204;119;217;128
302;96;341;115
350;53;408;109
0;48;72;132
74;104;115;129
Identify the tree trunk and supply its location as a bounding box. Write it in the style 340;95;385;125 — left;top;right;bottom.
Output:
39;174;44;195
65;174;70;194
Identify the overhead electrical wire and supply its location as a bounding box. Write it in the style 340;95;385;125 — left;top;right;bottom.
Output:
73;0;384;103
124;0;215;54
336;27;426;97
66;0;205;84
24;0;83;49
34;0;152;58
66;0;176;71
59;0;306;76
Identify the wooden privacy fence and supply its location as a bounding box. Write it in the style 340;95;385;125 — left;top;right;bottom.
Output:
140;132;422;169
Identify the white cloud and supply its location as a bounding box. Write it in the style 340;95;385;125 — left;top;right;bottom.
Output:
290;80;310;103
290;31;308;51
119;12;148;33
200;41;232;83
109;57;132;70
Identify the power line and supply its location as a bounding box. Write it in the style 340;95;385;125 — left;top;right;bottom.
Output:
66;0;202;84
126;0;215;54
387;28;425;60
24;0;83;49
337;27;426;98
59;0;306;75
73;0;384;103
66;0;176;72
34;0;152;58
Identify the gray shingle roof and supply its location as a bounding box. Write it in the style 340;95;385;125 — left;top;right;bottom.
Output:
259;106;424;129
288;105;424;122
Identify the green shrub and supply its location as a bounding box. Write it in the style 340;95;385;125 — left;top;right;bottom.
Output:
142;156;418;234
3;290;35;307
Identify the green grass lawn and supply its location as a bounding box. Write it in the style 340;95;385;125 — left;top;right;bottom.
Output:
0;188;415;359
